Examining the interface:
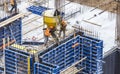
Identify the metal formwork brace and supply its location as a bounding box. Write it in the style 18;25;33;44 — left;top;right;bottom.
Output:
9;26;17;43
2;38;5;74
60;57;87;74
7;37;10;48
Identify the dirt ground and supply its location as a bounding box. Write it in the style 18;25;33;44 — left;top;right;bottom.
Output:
69;0;120;14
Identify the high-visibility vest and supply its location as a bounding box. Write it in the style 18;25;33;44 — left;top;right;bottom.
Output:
45;28;51;36
10;0;14;5
61;20;67;27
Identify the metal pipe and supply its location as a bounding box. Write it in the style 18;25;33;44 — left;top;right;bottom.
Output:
82;20;101;27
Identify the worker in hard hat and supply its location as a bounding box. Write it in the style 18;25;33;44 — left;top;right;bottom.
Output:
49;26;59;44
43;28;51;46
54;9;60;16
54;9;61;25
59;19;67;39
10;0;17;13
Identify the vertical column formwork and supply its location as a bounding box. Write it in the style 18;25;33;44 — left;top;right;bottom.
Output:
0;14;22;49
37;35;103;74
5;46;33;74
81;36;103;74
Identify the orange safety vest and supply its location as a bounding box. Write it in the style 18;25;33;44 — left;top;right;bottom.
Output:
10;0;14;5
45;28;51;36
61;20;67;27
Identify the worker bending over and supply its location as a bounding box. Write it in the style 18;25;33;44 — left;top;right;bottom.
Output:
10;0;17;13
59;19;67;39
49;26;59;44
43;26;59;46
43;28;51;46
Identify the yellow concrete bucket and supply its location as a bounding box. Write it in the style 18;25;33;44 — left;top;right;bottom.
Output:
43;10;60;28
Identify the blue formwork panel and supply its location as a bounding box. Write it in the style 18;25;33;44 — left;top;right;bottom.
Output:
80;36;103;74
34;62;60;74
0;13;18;22
0;14;22;50
5;46;33;74
0;14;22;60
27;5;49;15
40;36;81;71
39;34;103;74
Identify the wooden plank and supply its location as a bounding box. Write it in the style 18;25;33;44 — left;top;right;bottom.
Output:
0;13;25;28
0;40;15;49
72;43;79;48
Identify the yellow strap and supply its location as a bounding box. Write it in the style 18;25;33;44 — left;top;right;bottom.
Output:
28;57;31;74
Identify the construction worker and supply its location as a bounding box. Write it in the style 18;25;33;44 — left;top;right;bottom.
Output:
54;9;61;25
43;28;51;46
54;9;60;16
49;26;59;44
59;19;67;39
10;0;17;13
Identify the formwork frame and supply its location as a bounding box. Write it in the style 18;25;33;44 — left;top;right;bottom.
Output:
5;46;33;74
36;32;103;74
3;30;103;74
0;13;23;74
0;13;23;50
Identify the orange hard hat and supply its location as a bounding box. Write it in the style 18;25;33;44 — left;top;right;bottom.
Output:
49;26;54;29
45;28;51;36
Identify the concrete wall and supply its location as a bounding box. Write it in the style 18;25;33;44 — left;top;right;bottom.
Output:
103;48;120;74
